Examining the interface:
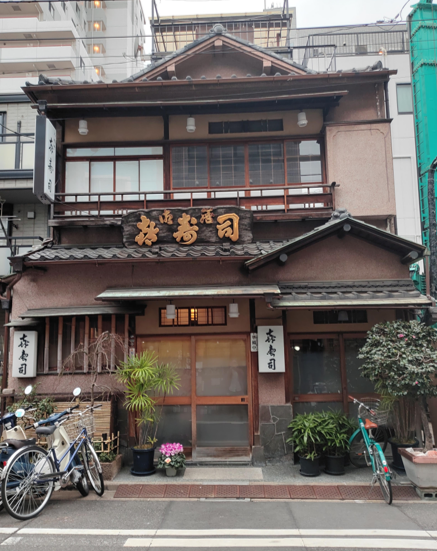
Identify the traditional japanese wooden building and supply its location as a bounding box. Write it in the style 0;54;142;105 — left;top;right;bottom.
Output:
3;25;432;462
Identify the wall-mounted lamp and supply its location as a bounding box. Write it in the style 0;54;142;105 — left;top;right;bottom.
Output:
186;116;196;133
78;119;89;136
297;111;308;128
338;310;349;322
294;345;300;352
378;47;387;56
166;303;176;320
229;302;239;318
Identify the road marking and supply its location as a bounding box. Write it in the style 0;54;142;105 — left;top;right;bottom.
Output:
124;537;437;549
0;538;22;546
159;529;432;537
16;527;433;538
19;528;157;536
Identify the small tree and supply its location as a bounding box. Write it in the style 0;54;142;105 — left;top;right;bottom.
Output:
63;331;126;405
358;320;437;451
115;351;180;449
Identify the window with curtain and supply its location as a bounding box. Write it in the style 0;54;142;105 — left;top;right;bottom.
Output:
396;84;413;114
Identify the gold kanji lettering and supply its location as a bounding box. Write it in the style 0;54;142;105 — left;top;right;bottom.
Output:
135;215;159;246
217;213;239;242
159;209;173;225
173;213;199;245
200;208;214;224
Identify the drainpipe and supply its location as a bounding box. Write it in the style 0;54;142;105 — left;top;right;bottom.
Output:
427;157;437;299
1;273;22;415
383;80;390;119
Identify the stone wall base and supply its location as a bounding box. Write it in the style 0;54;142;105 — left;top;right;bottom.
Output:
258;405;293;462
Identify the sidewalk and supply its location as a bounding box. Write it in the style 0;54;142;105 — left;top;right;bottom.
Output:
107;462;421;502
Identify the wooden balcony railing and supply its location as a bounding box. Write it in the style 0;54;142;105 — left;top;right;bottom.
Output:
53;183;336;221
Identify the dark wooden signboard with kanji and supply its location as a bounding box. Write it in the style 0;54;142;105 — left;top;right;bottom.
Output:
122;207;253;248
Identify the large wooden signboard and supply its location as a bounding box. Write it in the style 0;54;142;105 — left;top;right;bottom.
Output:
122;206;253;248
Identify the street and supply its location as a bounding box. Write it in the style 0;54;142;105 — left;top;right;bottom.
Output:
0;493;436;550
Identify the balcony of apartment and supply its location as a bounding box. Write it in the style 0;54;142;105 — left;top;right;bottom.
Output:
0;18;79;40
0;1;41;18
52;142;335;224
0;133;34;181
0;43;78;73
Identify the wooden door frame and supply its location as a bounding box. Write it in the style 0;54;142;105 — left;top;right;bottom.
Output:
137;333;253;457
288;332;369;414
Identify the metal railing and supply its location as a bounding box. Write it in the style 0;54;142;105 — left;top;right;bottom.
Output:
54;182;335;219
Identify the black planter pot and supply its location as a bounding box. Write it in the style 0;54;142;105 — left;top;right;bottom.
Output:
325;454;345;476
131;447;156;476
299;455;320;477
389;439;419;471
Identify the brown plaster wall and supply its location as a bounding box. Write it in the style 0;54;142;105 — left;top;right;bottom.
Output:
64;117;164;143
169;110;323;141
327;83;385;122
325;122;396;218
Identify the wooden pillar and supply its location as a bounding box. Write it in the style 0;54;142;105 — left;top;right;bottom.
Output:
339;333;349;414
84;316;89;373
110;314;116;370
97;315;103;372
57;317;63;373
124;314;129;361
249;299;259;438
70;316;76;370
44;317;49;373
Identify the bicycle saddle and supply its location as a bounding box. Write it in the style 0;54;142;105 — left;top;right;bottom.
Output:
3;438;36;449
364;419;378;430
36;425;57;436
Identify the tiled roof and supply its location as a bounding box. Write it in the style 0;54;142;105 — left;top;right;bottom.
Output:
23;241;287;263
273;279;431;308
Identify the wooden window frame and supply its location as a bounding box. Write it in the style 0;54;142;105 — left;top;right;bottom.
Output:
41;314;129;374
288;332;376;414
159;306;227;327
170;137;325;192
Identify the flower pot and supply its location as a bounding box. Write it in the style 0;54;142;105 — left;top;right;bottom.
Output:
389;438;419;471
325;454;345;476
166;467;177;477
299;455;320;477
399;448;437;489
177;466;186;477
130;447;156;476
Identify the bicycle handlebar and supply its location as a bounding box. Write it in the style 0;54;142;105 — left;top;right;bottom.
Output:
348;395;375;414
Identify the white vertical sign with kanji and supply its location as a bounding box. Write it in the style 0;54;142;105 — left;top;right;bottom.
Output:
12;331;38;378
44;119;56;202
257;326;285;373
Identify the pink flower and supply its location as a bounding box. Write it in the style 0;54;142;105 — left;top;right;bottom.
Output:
165;458;171;464
398;334;404;338
415;381;419;385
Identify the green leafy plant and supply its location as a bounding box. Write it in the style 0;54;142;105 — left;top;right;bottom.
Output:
8;384;55;422
358;320;437;451
320;411;352;456
116;351;180;450
286;412;325;460
92;441;117;463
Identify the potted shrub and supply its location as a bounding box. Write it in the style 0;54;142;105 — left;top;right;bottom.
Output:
157;443;186;477
99;450;123;481
287;412;324;477
358;320;437;483
116;351;180;476
321;411;352;475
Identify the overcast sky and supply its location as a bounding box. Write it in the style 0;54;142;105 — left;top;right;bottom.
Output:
141;0;418;28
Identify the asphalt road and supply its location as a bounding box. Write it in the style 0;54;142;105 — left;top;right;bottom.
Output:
0;491;436;550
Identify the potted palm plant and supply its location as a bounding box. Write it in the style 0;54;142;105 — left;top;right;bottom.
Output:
287;412;325;477
116;351;180;476
321;411;351;475
358;320;437;484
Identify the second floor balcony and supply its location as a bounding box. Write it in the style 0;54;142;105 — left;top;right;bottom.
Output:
53;140;335;223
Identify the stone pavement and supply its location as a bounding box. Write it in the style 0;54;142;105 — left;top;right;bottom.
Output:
106;463;422;502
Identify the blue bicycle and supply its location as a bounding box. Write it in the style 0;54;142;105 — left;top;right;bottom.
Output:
348;395;392;504
1;389;103;520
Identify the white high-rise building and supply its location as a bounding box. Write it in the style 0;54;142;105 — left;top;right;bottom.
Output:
0;1;146;276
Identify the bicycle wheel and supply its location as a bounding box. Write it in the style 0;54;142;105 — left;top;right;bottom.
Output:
82;440;104;496
1;445;55;520
76;473;89;497
349;427;388;468
372;445;392;505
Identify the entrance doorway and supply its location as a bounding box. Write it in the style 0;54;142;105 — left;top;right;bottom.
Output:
137;335;252;460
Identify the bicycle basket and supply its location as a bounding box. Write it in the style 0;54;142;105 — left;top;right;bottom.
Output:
62;411;95;440
357;398;390;427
